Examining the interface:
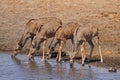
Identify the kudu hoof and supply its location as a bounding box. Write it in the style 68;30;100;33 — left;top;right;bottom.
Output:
69;60;74;67
42;59;46;62
56;59;62;63
28;58;34;61
82;64;85;66
70;62;73;67
11;54;17;58
108;67;117;72
28;55;34;61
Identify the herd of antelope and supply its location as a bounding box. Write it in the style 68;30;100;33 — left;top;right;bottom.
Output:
11;17;103;66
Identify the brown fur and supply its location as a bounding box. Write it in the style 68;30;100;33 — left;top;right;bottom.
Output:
12;17;62;58
28;19;62;61
51;22;80;62
73;26;103;65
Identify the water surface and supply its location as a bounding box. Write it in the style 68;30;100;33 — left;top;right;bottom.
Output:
0;52;120;80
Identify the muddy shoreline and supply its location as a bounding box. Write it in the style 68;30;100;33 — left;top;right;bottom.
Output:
1;50;120;70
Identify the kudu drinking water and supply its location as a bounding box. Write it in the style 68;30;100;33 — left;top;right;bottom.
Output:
49;22;80;62
12;17;62;60
73;26;103;65
28;19;62;61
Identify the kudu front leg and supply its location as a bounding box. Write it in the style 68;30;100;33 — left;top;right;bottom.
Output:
27;37;37;61
69;38;77;67
28;47;35;61
57;41;64;62
42;40;47;62
11;44;22;57
81;42;86;66
12;32;31;57
87;40;94;62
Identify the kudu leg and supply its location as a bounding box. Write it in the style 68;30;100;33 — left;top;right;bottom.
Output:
98;45;103;63
28;38;37;61
46;38;57;59
69;38;76;66
42;40;47;62
88;40;94;62
57;41;64;62
95;37;103;63
28;37;42;61
12;32;31;57
28;47;36;61
56;41;60;61
81;42;86;66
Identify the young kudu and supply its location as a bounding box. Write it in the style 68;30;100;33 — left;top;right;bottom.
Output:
50;22;80;62
28;20;62;61
73;26;103;65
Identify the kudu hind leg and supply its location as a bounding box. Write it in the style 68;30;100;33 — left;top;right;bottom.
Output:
81;42;86;66
88;40;94;62
95;36;103;63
